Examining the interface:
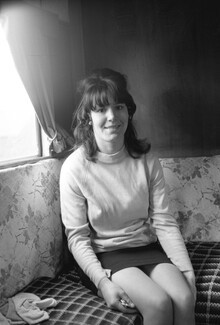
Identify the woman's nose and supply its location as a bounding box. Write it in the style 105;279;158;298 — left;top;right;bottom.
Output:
106;107;116;120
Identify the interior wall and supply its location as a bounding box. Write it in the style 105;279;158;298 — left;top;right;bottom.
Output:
80;0;220;157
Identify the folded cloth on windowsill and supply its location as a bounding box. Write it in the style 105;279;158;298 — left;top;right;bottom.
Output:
0;293;57;324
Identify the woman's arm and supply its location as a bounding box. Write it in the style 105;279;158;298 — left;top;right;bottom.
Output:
182;270;197;302
60;157;107;288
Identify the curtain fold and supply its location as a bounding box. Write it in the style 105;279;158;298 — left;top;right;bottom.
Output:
1;1;74;154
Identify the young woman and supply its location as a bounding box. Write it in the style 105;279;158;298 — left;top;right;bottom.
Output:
60;68;196;325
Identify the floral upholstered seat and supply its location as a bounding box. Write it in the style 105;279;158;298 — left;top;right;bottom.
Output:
0;159;64;302
161;156;220;241
1;155;220;324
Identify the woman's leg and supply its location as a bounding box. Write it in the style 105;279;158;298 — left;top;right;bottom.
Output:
141;263;195;325
111;267;173;325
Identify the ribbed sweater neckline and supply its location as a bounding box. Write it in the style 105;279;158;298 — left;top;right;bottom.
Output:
96;146;127;163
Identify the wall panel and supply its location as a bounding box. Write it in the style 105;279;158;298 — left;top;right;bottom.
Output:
81;0;220;157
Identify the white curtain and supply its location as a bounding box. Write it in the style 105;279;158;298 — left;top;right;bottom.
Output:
1;1;74;154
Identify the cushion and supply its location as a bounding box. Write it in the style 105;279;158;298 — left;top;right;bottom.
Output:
187;241;220;325
23;269;142;325
22;242;220;325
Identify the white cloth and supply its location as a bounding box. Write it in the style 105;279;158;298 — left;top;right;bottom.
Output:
11;293;57;325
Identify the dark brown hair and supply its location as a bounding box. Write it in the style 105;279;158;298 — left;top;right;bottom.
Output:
72;68;150;160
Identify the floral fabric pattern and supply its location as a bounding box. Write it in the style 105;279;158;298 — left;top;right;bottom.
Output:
0;159;64;303
1;155;220;304
160;156;220;241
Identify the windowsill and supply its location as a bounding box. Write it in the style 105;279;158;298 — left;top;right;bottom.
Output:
0;150;72;170
0;156;51;170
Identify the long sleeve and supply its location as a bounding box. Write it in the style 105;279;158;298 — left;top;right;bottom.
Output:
147;156;193;272
60;154;107;288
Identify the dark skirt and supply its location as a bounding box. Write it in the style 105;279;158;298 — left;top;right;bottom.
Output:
77;242;171;294
97;241;171;274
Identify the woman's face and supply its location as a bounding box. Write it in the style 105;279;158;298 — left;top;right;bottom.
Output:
90;99;129;153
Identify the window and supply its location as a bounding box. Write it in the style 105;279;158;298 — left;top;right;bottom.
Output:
0;23;42;166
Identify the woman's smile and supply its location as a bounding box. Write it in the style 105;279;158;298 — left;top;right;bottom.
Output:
104;124;121;131
91;102;129;153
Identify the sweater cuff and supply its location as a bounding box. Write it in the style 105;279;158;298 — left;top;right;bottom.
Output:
95;269;112;288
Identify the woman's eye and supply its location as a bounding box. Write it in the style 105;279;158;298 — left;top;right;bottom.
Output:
93;106;105;113
116;104;124;110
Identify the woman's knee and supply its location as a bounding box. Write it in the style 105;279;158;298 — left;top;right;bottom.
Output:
172;289;195;325
155;291;173;316
142;291;173;324
178;289;195;313
112;267;173;324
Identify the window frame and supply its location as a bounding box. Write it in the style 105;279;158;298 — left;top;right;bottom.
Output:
0;119;51;170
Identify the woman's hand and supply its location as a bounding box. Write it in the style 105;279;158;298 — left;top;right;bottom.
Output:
98;277;137;313
183;270;197;302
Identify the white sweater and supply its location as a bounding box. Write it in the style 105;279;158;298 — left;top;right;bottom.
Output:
60;146;193;287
